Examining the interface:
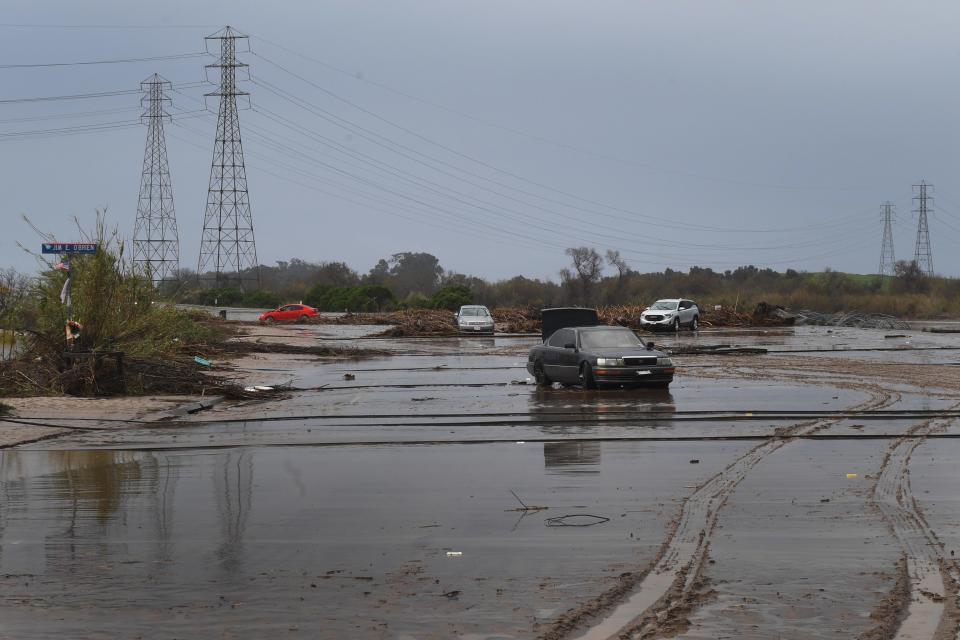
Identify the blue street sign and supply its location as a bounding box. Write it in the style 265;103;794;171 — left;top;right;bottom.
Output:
41;243;97;254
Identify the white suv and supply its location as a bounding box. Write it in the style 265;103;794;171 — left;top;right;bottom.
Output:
640;298;700;331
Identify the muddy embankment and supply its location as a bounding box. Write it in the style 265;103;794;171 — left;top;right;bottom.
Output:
0;322;384;449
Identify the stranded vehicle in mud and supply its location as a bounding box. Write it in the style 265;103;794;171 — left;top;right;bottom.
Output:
258;304;319;324
527;308;674;389
455;305;495;334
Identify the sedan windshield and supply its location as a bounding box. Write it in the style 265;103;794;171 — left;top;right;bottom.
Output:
579;329;642;349
460;308;489;317
649;300;678;311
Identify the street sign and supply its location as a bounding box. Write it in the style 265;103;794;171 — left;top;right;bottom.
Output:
41;243;97;254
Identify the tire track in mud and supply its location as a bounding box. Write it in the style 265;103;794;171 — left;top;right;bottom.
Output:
541;379;895;640
862;415;960;640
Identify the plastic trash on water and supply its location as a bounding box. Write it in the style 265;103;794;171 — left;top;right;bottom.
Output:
194;356;212;367
446;551;463;557
846;473;858;479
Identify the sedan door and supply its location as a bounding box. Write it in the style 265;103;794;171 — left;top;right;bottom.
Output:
556;330;582;383
542;328;570;382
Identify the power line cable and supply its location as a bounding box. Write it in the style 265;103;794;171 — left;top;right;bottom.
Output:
166;125;572;260
250;72;870;237
172;112;879;269
0;105;140;124
0;109;208;141
172;118;599;259
0;52;209;69
0;120;140;139
206;104;882;265
0;81;206;104
0;23;218;30
245;104;863;255
250;36;869;193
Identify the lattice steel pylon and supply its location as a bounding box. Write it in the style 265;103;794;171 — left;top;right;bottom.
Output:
197;26;259;288
878;201;896;277
132;74;180;284
913;180;934;277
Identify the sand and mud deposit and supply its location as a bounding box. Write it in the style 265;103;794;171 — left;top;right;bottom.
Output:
3;324;960;638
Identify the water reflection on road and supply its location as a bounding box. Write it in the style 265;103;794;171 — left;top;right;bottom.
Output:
0;440;751;639
532;387;676;475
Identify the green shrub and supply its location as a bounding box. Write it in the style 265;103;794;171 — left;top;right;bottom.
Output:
242;289;282;309
399;292;432;309
306;284;396;312
428;285;472;311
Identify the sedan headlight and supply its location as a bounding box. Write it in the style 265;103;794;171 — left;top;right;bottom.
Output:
596;357;624;366
657;357;673;366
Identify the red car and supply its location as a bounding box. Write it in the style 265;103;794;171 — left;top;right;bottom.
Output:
259;304;319;324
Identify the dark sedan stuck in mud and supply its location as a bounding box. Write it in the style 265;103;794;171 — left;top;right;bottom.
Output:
527;308;675;389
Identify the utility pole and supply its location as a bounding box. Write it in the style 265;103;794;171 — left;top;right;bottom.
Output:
132;74;179;285
197;26;259;289
878;201;896;277
913;180;934;277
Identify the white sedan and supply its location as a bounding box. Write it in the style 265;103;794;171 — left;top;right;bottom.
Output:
455;305;495;334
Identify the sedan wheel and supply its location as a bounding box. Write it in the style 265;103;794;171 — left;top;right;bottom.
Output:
580;363;598;390
264;316;276;324
673;318;680;332
691;316;699;331
297;315;309;324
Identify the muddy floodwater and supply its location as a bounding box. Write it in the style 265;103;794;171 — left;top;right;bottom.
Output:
4;324;960;639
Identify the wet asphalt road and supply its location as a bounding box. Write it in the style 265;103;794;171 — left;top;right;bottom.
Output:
3;325;960;639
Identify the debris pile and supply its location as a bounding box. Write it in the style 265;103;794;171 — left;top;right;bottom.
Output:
700;302;794;328
794;310;911;330
376;310;459;337
311;309;457;336
492;307;541;333
667;344;768;356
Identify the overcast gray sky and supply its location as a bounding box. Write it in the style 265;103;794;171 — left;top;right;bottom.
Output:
2;1;960;281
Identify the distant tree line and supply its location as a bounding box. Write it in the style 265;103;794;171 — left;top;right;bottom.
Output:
168;247;960;318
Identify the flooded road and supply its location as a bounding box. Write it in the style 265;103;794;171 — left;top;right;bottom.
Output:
3;324;960;638
0;443;752;639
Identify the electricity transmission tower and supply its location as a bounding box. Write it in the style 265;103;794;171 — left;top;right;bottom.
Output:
197;26;259;288
132;74;179;284
878;201;896;277
913;180;934;277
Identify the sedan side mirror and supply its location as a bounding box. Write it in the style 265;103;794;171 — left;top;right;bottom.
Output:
646;341;655;350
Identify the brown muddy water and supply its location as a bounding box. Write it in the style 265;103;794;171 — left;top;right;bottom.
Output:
3;325;960;639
